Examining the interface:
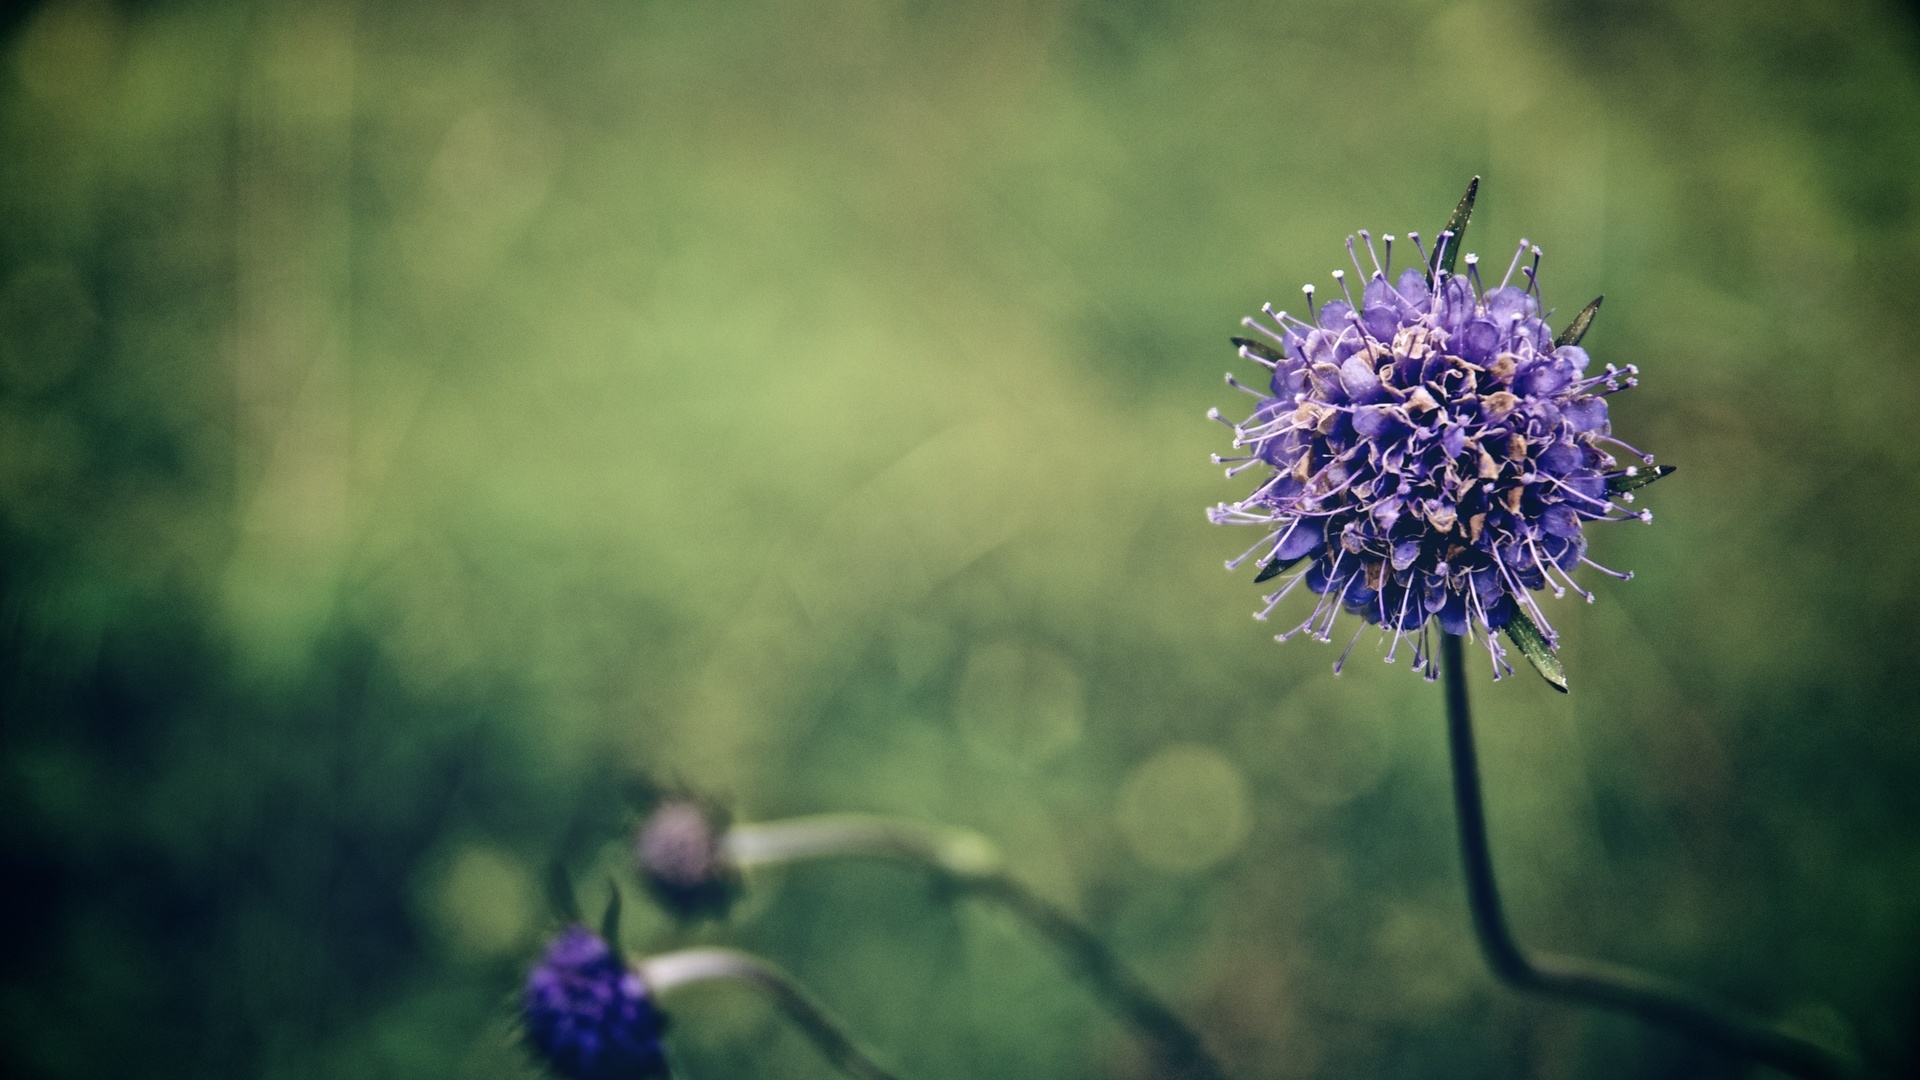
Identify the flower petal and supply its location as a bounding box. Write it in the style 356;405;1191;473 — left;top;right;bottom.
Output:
1539;440;1583;475
1340;354;1385;403
1352;404;1406;439
1274;520;1325;561
1316;299;1354;332
1541;505;1582;539
1395;267;1431;311
1459;318;1500;362
1391;538;1422;571
1484;286;1538;323
1563;396;1608;433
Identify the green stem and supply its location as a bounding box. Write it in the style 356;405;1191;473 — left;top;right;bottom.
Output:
724;815;1230;1080
1441;633;1859;1079
640;947;900;1080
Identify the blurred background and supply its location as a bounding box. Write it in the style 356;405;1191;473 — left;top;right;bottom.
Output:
3;0;1919;1077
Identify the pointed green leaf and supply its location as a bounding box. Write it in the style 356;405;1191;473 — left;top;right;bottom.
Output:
1554;295;1604;347
546;862;582;924
1606;464;1675;494
1430;176;1480;280
1232;336;1285;364
1504;609;1568;693
1254;553;1305;583
600;880;622;946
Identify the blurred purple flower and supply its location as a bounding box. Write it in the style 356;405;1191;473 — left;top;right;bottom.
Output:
524;926;669;1080
1210;231;1655;680
636;797;739;920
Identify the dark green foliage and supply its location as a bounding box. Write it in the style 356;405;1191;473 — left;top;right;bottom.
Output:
1504;608;1569;693
1555;296;1604;347
1431;176;1480;279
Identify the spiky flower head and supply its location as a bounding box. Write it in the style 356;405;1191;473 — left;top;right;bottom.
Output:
1208;180;1666;688
523;925;670;1080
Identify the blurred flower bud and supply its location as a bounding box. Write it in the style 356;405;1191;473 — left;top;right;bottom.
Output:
635;797;739;919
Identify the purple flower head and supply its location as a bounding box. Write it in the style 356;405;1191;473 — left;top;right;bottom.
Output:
523;926;670;1080
1210;208;1663;686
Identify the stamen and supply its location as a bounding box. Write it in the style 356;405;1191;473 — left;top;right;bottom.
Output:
1553;562;1595;603
1224;530;1277;571
1243;315;1289;346
1361;230;1385;277
1332;622;1366;674
1331;269;1357;309
1225;373;1265;398
1381;234;1395;277
1465;575;1491;635
1496;559;1555;634
1238;344;1278;370
1275;582;1326;640
1263;304;1315;332
1256;567;1312;620
1385;587;1415;662
1580;555;1634;581
1485;633;1511;680
1499;238;1530;290
1501;310;1525;350
1312;550;1350;641
1302;284;1317;322
1595;433;1656;463
1537;475;1615;514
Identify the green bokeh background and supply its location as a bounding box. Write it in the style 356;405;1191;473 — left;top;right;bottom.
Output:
3;0;1919;1077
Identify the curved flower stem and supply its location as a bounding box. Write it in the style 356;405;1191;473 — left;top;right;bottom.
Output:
1440;633;1859;1079
640;947;900;1080
724;815;1230;1080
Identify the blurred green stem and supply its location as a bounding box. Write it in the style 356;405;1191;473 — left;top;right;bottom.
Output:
640;947;900;1080
1440;633;1858;1079
724;815;1230;1080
